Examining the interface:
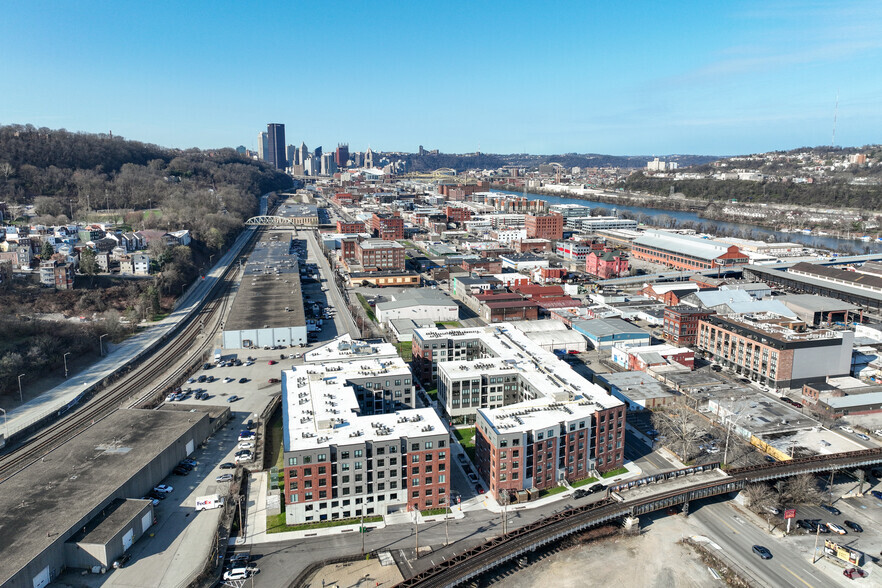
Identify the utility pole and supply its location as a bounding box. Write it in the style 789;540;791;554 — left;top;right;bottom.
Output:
445;503;450;546
812;522;822;564
414;509;419;559
17;374;25;403
361;514;365;555
63;352;71;379
828;470;835;505
100;333;108;356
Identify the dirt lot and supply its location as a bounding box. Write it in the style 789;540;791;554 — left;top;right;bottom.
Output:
305;558;403;588
497;514;714;588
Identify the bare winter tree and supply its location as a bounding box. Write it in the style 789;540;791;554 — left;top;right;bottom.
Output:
780;474;824;506
651;401;704;461
743;483;779;511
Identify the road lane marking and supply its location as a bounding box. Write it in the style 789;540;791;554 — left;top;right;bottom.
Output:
709;511;739;534
779;564;816;588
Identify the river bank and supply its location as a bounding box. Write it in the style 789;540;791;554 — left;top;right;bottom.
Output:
489;187;882;255
492;182;875;240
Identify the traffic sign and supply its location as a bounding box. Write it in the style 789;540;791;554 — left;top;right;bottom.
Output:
784;508;796;519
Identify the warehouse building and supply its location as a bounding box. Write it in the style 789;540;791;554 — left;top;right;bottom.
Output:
571;317;651;349
222;235;307;348
632;230;748;271
375;289;459;325
511;320;588;352
0;408;215;588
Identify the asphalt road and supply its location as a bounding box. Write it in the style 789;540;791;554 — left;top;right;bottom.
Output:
301;227;360;338
691;498;829;588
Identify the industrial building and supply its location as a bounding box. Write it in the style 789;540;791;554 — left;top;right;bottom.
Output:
282;337;448;522
511;320;588;352
222;234;307;348
595;371;678;410
276;202;319;225
571;317;651;349
375;289;459;325
631;230;748;271
0;408;217;588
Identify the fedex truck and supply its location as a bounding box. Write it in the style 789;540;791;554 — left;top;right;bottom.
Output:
195;494;224;511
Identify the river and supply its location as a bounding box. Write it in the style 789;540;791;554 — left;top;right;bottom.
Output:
491;189;882;255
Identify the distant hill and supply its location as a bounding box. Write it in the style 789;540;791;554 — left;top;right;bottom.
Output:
402;151;719;172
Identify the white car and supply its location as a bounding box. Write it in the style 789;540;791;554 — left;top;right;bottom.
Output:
153;484;173;494
223;377;234;383
142;496;161;506
235;452;253;463
874;430;882;437
840;425;855;433
245;361;254;366
238;441;255;450
826;522;847;535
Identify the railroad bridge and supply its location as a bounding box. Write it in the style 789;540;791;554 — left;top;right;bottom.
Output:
395;448;882;588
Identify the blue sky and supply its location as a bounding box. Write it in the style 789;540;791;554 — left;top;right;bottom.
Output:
2;1;881;155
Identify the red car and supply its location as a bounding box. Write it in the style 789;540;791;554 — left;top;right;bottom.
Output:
843;568;867;580
268;378;280;384
268;360;277;365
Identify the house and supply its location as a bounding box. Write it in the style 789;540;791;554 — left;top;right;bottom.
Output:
132;254;151;275
166;229;191;246
585;250;629;279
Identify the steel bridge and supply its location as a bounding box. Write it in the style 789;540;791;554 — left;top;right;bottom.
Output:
244;215;301;226
394;448;882;588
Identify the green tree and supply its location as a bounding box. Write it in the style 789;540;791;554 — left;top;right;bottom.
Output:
79;248;98;277
40;240;55;259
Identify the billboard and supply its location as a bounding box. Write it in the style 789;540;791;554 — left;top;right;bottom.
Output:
824;539;862;566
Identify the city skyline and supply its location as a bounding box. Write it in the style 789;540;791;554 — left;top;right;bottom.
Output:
2;1;881;155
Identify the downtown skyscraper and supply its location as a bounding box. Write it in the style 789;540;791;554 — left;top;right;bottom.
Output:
267;123;286;169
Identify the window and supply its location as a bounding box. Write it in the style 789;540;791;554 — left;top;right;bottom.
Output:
425;465;433;473
425;476;433;485
377;459;385;467
304;468;312;476
342;488;350;495
319;479;327;487
319;490;327;498
318;466;326;475
412;478;420;486
305;492;313;500
304;456;312;464
412;443;419;451
318;453;326;461
377;447;385;456
341;463;350;471
355;474;363;482
439;474;446;483
290;493;298;502
412;466;419;475
341;451;350;459
354;450;363;458
342;475;350;483
390;457;397;465
412;455;420;463
289;482;298;490
288;457;297;466
412;491;420;498
355;461;363;470
425;441;433;450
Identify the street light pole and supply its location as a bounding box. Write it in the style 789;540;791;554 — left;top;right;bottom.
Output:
18;374;25;403
100;333;108;356
63;352;71;378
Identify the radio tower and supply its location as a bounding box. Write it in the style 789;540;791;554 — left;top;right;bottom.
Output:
831;91;839;146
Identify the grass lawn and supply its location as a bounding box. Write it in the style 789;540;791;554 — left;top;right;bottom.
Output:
265;405;285;471
571;476;598;488
425;386;438;402
601;467;629;478
453;427;476;462
420;507;449;516
538;485;568;498
266;514;383;534
151;313;171;322
355;293;378;322
435;321;462;328
395;341;412;362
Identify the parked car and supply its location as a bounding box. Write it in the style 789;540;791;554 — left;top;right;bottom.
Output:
173;466;190;476
219;462;236;469
112;553;132;569
216;473;234;482
573;489;588;499
840;425;854;433
227;395;240;403
752;545;772;560
826;522;847;535
247;420;256;430
148;490;166;500
176;462;193;471
844;568;868;579
238;441;255;450
238;377;248;384
268;378;280;384
268;360;277;365
235;453;253;463
871;490;882;500
154;484;173;494
474;484;484;495
141;496;161;506
467;472;478;484
223;377;234;383
821;504;841;516
855;433;870;441
844;520;863;533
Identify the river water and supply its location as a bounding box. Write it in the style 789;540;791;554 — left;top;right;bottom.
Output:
491;189;882;255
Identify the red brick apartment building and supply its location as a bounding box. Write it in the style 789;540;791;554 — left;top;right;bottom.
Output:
445;206;473;223
585;250;629;279
462;258;502;274
480;299;540;323
663;306;714;345
525;213;564;240
355;239;405;271
474;401;626;500
371;213;404;240
336;220;366;233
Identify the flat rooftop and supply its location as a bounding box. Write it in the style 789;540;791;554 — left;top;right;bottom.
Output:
281;362;445;451
479;396;598;435
708;393;819;435
597;372;677;402
304;335;399;363
224;235;305;332
0;409;207;586
70;498;150;545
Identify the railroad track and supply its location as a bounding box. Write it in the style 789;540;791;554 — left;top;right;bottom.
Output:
0;227;261;484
